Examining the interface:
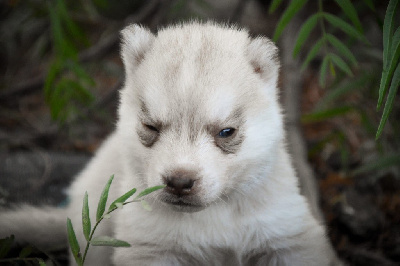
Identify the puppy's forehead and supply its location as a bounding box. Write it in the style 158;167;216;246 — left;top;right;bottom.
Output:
136;24;255;122
140;84;239;125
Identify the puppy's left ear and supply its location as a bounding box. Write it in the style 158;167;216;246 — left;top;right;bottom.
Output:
247;37;280;87
120;24;155;75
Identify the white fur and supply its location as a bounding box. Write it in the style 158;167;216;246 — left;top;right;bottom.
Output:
0;22;332;265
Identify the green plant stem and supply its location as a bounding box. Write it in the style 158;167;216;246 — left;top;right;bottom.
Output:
81;199;141;264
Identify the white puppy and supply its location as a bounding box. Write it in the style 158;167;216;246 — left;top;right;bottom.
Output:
1;22;332;265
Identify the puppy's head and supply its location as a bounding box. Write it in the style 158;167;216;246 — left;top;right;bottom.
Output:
118;22;283;212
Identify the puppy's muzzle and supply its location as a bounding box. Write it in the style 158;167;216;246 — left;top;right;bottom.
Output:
162;168;200;196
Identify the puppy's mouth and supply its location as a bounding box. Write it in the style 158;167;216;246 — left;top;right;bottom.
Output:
160;196;206;212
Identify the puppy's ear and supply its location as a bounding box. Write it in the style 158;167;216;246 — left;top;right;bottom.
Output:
247;37;280;87
120;24;155;74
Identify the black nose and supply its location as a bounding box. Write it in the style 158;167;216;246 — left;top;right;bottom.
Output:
163;176;196;196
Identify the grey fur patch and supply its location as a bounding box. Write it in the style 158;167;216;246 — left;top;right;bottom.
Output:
215;132;244;154
136;124;159;147
136;99;162;147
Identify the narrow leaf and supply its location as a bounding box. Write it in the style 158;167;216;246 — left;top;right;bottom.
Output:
383;0;399;67
323;13;369;44
329;61;336;77
96;175;114;221
43;59;63;100
135;185;166;199
376;62;400;139
82;191;91;241
273;0;308;41
269;0;283;14
90;236;131;247
67;218;82;266
326;34;358;66
38;258;46;266
109;188;137;212
57;0;89;46
19;246;33;258
334;0;364;33
378;26;400;109
302;106;353;123
0;235;14;258
293;13;319;57
330;53;353;76
315;73;371;110
319;55;330;87
69;61;96;86
352;153;400;176
301;38;324;71
362;0;375;11
141;200;152;211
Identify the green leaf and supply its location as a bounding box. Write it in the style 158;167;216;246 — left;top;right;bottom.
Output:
269;0;283;13
273;0;308;41
301;37;324;71
68;61;96;86
322;13;369;44
352;153;400;176
302;106;353;123
67;218;82;266
56;0;89;46
141;200;152;211
293;13;319;57
44;59;63;100
362;0;375;11
334;0;364;33
90;236;131;247
319;55;330;87
329;61;336;77
67;80;94;104
38;258;47;266
82;191;91;241
109;188;137;212
135;185;166;199
326;34;358;66
330;53;353;76
378;26;400;109
383;0;399;67
0;235;14;258
315;73;371;110
376;62;400;139
96;175;114;221
19;246;33;258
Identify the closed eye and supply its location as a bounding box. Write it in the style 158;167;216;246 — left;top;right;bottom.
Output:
217;128;235;138
143;123;159;133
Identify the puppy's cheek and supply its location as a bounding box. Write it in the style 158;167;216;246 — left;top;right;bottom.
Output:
199;169;225;200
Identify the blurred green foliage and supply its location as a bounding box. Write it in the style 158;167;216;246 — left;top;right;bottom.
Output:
270;0;399;140
270;0;399;174
44;0;94;123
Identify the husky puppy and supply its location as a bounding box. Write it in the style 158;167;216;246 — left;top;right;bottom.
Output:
1;22;332;265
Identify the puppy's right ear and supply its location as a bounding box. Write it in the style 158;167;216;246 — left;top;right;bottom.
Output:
120;24;155;74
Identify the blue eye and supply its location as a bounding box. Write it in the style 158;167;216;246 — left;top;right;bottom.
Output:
218;128;235;138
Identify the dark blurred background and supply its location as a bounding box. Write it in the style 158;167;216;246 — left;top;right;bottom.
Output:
0;0;399;265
